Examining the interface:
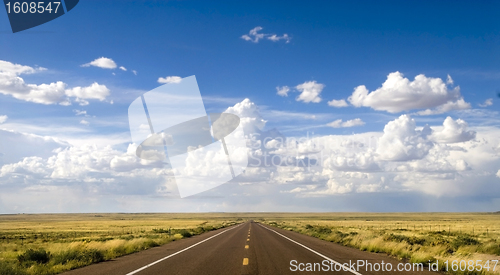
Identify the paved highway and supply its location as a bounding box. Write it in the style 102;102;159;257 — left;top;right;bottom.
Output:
63;221;437;275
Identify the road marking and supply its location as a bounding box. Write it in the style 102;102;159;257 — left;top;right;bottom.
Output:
125;224;242;275
258;224;363;275
243;258;249;265
247;238;250;241
245;245;249;249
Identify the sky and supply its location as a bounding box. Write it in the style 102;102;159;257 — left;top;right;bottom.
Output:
0;0;499;213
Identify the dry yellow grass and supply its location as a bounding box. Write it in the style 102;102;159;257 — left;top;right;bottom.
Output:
260;213;500;275
0;213;244;274
1;212;499;275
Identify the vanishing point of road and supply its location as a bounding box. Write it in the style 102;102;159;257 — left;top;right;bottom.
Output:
63;221;437;275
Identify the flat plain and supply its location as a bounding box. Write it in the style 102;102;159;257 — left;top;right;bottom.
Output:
259;212;500;275
0;213;499;275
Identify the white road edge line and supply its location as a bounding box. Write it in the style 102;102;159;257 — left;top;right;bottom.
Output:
125;223;243;275
258;223;363;275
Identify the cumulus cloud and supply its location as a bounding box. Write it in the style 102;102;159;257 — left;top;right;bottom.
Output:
295;81;324;103
376;115;433;161
158;76;182;84
0;60;110;105
429;117;476;143
0;129;67;166
416;98;470;115
497;169;500;178
276;86;290;97
479;98;493;107
241;26;290;43
79;119;89;126
0;60;45;74
65;82;110;101
0;115;7;124
119;66;127;71
0;97;497;211
81;57;117;69
225;98;266;133
328;99;349;107
327;118;365;128
310;180;353;195
348;72;470;114
0;143;164;181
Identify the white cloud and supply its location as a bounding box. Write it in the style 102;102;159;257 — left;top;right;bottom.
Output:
479;98;493;107
276;86;290;97
348;72;470;114
309;180;354;195
376;114;433;161
295;81;324;103
0;156;50;177
0;97;498;212
0;129;68;166
327;118;365;128
328;99;349;107
0;143;164;181
225;98;266;133
497;169;500;178
267;34;291;43
0;71;67;104
0;60;45;74
81;57;117;69
73;110;87;116
356;183;382;193
0;115;7;124
416;98;471;115
282;185;317;193
446;74;454;85
0;60;110;105
119;66;127;71
74;98;89;106
158;76;182;84
132;70;137;75
79;119;89;126
241;26;264;43
65;82;110;101
429;117;476;143
241;26;291;43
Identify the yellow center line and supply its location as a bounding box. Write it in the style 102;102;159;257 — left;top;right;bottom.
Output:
247;238;250;241
245;245;249;249
243;258;249;265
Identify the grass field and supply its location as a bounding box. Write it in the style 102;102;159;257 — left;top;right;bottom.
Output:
0;213;243;275
0;213;499;275
260;212;500;275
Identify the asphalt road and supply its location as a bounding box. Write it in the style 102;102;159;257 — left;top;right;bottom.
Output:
63;221;438;275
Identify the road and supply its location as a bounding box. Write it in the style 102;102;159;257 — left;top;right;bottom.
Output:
63;221;437;275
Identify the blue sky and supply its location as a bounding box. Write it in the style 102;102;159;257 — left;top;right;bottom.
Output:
0;1;499;213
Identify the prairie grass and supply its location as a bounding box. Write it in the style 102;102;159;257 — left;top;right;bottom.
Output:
0;213;243;275
261;213;500;275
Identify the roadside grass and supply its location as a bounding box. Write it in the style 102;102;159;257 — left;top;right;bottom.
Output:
262;213;500;275
0;213;242;275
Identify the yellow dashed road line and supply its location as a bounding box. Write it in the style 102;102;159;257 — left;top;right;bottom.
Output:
245;245;249;249
243;258;249;265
